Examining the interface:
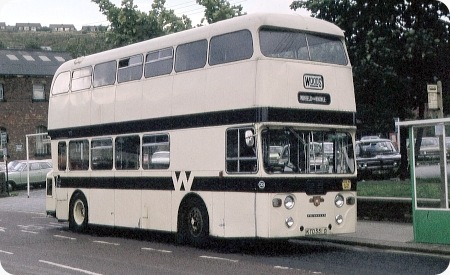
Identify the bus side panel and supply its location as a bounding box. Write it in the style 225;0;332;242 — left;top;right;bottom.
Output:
48;95;70;130
91;86;116;125
89;189;114;226
142;76;173;119
55;187;69;221
210;192;225;238
115;81;142;122
141;190;172;231
172;71;206;116
224;192;256;238
69;90;92;127
255;193;271;238
205;61;257;112
114;189;142;228
169;128;224;172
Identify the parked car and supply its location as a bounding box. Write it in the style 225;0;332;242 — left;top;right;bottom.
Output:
417;137;440;162
5;160;52;190
356;138;401;180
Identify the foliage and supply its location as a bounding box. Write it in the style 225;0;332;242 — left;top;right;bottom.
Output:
91;0;192;48
196;0;244;24
290;1;450;136
0;31;109;58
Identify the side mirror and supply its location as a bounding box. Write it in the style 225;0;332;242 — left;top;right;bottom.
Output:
245;130;255;147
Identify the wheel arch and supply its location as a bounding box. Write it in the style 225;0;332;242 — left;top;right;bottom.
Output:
176;192;211;245
177;192;210;229
68;189;89;232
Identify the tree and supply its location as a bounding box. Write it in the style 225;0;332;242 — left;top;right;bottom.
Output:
196;0;244;24
290;0;449;179
92;0;192;48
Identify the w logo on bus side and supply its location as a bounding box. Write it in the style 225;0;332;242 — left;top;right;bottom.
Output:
172;171;193;191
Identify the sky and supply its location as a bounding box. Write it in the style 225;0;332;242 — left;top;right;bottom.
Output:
0;0;310;30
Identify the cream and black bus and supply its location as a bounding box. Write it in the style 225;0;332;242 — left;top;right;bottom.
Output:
46;13;357;246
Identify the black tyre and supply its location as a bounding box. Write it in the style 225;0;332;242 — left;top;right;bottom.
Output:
69;192;88;232
178;197;209;247
6;181;15;192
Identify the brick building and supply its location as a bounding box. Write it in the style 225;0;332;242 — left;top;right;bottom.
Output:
0;49;72;161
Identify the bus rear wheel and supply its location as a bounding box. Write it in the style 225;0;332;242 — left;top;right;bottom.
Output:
69;192;88;232
178;197;209;247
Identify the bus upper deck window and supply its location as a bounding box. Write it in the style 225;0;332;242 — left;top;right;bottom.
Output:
145;48;174;78
175;40;207;72
118;54;143;83
94;60;117;87
259;28;348;65
209;30;253;65
52;71;70;95
71;67;92;92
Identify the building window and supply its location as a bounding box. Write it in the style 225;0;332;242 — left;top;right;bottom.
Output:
0;83;4;101
0;128;7;158
35;125;49;156
32;84;45;101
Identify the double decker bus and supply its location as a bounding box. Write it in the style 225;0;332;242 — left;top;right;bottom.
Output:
46;13;357;246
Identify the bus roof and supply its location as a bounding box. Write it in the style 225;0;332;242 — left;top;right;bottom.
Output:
56;12;345;72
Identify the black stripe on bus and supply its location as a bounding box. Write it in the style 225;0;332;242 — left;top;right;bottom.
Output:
57;176;357;194
48;107;356;139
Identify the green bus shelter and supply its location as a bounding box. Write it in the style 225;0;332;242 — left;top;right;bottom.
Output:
397;118;450;245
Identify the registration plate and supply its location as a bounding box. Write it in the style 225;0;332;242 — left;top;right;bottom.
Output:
305;227;327;236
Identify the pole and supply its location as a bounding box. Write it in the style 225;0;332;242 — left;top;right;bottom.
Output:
26;135;30;198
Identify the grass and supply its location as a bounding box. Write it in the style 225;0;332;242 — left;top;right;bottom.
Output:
357;178;446;199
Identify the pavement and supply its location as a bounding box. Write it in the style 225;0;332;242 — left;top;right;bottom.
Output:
304;220;450;258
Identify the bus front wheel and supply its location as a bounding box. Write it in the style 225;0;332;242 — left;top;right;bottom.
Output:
69;192;88;232
178;197;209;247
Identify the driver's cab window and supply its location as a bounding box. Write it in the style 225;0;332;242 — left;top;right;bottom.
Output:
226;127;257;173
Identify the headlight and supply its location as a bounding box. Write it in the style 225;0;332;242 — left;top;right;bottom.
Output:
284;195;295;209
335;214;343;225
335;194;344;208
285;217;294;228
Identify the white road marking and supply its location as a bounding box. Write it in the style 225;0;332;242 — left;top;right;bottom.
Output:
93;240;120;246
141;247;172;253
199;255;238;263
0;250;13;255
54;235;76;240
274;266;291;270
39;260;102;275
21;230;38;234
